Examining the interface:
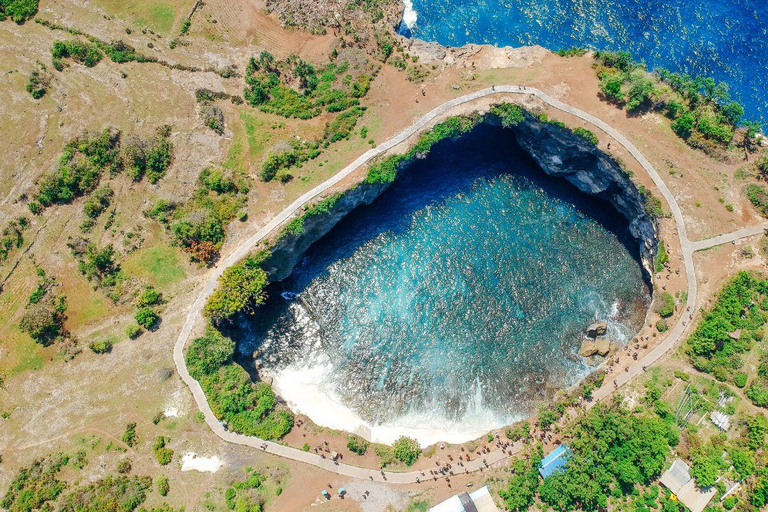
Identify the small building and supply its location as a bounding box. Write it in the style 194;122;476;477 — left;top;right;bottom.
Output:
538;444;571;479
660;459;716;512
429;485;500;512
710;411;731;431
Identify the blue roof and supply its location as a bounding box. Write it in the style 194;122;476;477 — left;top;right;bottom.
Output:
539;444;571;479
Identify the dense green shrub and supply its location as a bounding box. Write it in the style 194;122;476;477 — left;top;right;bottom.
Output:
122;125;173;183
498;455;541;512
654;239;669;273
594;50;749;149
261;139;320;182
685;272;768;388
83;185;113;218
122;422;137;446
0;453;68;511
282;193;343;236
747;183;768;217
201;104;224;135
185;327;235;380
244;51;375;119
19;295;67;345
658;291;675;317
153;437;174;465
364;114;480;185
51;40;102;70
534;402;676;511
734;372;748;388
204;254;268;321
347;434;369;455
88;338;113;354
188;329;293;440
392;436;421;466
33;128;121;210
147;178;246;263
0;0;38;23
156;475;169;496
0;217;29;261
490;103;525;128
135;287;162;307
573;127;599;145
134;307;159;329
26;68;49;98
58;475;152;512
322;106;366;143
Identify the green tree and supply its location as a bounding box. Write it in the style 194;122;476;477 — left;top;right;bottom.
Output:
185;327;235;380
689;455;724;488
392;436;421;466
204;255;268;321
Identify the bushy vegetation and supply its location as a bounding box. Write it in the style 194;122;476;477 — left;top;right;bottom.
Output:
83;185;113;218
31;128;121;212
657;291;675;318
122;125;174;183
122;422;137;447
51;39;103;70
203;254;269;321
686;272;768;390
26;65;51;99
58;475;153;512
0;216;29;261
500;401;678;511
185;327;293;439
261;139;320;182
347;434;369;455
282;193;344;236
88;338;113;354
654;239;669;273
152;437;174;465
747;183;768;218
244;51;374;119
145;169;247;263
573;127;599;145
19;269;67;346
365;114;480;185
555;46;588;58
0;0;38;23
490;103;525;128
594;50;753;152
392;436;421;466
0;453;68;511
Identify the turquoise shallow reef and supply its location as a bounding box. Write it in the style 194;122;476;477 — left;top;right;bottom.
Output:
402;0;768;123
238;126;650;443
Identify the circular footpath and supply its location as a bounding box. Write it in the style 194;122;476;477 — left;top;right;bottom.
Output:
173;85;768;483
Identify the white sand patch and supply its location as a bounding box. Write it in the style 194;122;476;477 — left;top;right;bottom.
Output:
164;407;179;417
181;452;224;473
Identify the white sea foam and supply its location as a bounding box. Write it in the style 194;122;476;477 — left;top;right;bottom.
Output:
268;363;511;447
402;0;418;28
181;453;223;473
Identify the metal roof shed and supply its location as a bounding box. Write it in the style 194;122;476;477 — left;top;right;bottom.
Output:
539;444;571;479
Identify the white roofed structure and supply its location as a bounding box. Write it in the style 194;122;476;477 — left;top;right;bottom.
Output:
429;485;500;512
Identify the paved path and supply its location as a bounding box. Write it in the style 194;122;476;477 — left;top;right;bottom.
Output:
172;85;767;481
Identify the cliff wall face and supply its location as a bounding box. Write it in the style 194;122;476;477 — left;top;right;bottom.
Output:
509;114;658;275
263;115;658;283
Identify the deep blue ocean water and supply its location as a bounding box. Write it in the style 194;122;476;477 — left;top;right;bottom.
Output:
241;126;650;440
403;0;768;123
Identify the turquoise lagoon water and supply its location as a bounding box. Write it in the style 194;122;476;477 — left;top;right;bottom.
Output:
240;126;650;444
402;0;768;123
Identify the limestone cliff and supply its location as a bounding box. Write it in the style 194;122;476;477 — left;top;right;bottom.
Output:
507;113;658;276
263;113;658;283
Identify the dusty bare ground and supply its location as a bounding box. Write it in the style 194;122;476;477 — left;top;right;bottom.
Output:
1;0;767;509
